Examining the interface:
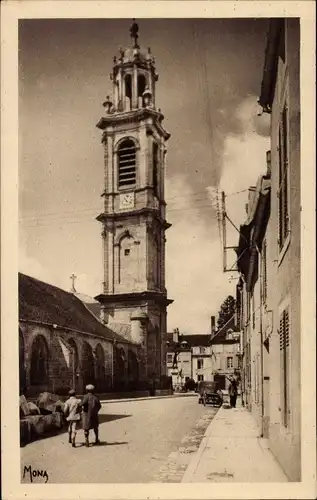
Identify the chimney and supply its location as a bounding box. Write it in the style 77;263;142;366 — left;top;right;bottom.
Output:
210;316;216;337
173;328;179;343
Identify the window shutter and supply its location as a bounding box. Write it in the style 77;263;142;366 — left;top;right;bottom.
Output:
279;307;290;427
278;103;289;250
279;313;285;350
285;309;290;426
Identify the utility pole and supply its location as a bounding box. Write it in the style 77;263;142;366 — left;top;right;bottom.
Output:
222;191;227;273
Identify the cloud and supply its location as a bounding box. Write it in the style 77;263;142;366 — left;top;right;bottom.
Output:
218;97;269;235
166;97;269;333
166;175;233;333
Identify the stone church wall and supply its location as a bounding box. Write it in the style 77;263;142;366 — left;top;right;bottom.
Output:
19;322;113;397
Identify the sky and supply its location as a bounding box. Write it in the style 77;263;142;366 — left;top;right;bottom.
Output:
19;18;270;333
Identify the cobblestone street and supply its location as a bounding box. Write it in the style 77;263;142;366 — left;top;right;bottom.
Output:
21;396;218;483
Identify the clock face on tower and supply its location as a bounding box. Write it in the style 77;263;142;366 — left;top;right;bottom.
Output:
119;192;135;210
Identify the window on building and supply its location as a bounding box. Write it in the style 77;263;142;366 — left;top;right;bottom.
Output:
166;353;173;364
124;249;130;256
199;346;205;354
252;293;256;329
118;139;137;189
262;238;268;304
279;307;290;427
30;335;49;385
197;374;204;382
227;357;233;369
197;359;204;370
278;102;290;251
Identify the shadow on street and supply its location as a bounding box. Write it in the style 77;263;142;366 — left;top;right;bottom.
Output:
98;413;131;424
75;441;128;448
21;414;132;447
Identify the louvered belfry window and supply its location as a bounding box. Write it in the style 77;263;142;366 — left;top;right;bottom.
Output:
279;307;290;427
278;103;289;251
118;139;137;189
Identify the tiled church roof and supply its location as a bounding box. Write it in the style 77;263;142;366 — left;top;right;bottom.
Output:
19;273;134;344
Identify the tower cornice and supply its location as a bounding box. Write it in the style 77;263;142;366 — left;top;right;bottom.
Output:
96;207;172;230
96;108;170;141
94;290;174;307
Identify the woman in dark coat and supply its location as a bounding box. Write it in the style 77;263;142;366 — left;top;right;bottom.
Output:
81;384;102;447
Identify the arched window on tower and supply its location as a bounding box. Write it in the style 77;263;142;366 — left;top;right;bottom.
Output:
138;74;147;107
118;139;137;189
153;142;159;197
125;74;132;111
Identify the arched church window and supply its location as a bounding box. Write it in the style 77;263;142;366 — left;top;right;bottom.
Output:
118;139;137;189
30;335;49;385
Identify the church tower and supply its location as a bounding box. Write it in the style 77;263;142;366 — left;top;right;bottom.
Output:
95;20;173;385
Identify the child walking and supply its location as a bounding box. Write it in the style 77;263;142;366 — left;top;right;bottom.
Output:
64;389;82;448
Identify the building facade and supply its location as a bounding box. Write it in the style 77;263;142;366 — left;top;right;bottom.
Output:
165;330;237;388
94;21;172;388
236;19;301;481
210;318;241;391
19;273;139;397
236;174;271;425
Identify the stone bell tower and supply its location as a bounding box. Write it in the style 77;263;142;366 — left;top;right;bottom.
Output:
95;20;173;385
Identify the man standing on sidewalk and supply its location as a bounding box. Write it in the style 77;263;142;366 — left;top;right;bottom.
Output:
81;384;102;447
63;389;82;448
228;377;238;408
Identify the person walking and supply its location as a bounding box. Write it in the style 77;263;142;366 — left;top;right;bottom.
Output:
228;377;238;408
81;384;102;447
63;389;82;448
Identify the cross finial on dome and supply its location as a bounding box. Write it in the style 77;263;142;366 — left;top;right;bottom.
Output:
130;19;139;48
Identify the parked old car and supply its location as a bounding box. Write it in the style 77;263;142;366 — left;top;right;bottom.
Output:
197;381;223;407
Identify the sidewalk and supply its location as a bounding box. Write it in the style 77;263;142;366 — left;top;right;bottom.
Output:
182;399;289;483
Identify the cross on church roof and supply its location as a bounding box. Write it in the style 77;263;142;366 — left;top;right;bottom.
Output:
70;273;77;293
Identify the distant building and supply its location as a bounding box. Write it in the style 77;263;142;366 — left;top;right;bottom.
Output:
19;273;139;397
236;19;301;481
187;334;214;383
165;328;230;388
210;316;241;391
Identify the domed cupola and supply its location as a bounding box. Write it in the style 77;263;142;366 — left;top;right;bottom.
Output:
107;19;159;113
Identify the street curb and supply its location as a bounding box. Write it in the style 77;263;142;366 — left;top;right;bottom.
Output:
100;393;197;404
181;406;224;483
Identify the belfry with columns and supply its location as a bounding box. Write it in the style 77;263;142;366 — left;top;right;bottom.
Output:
94;20;173;387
